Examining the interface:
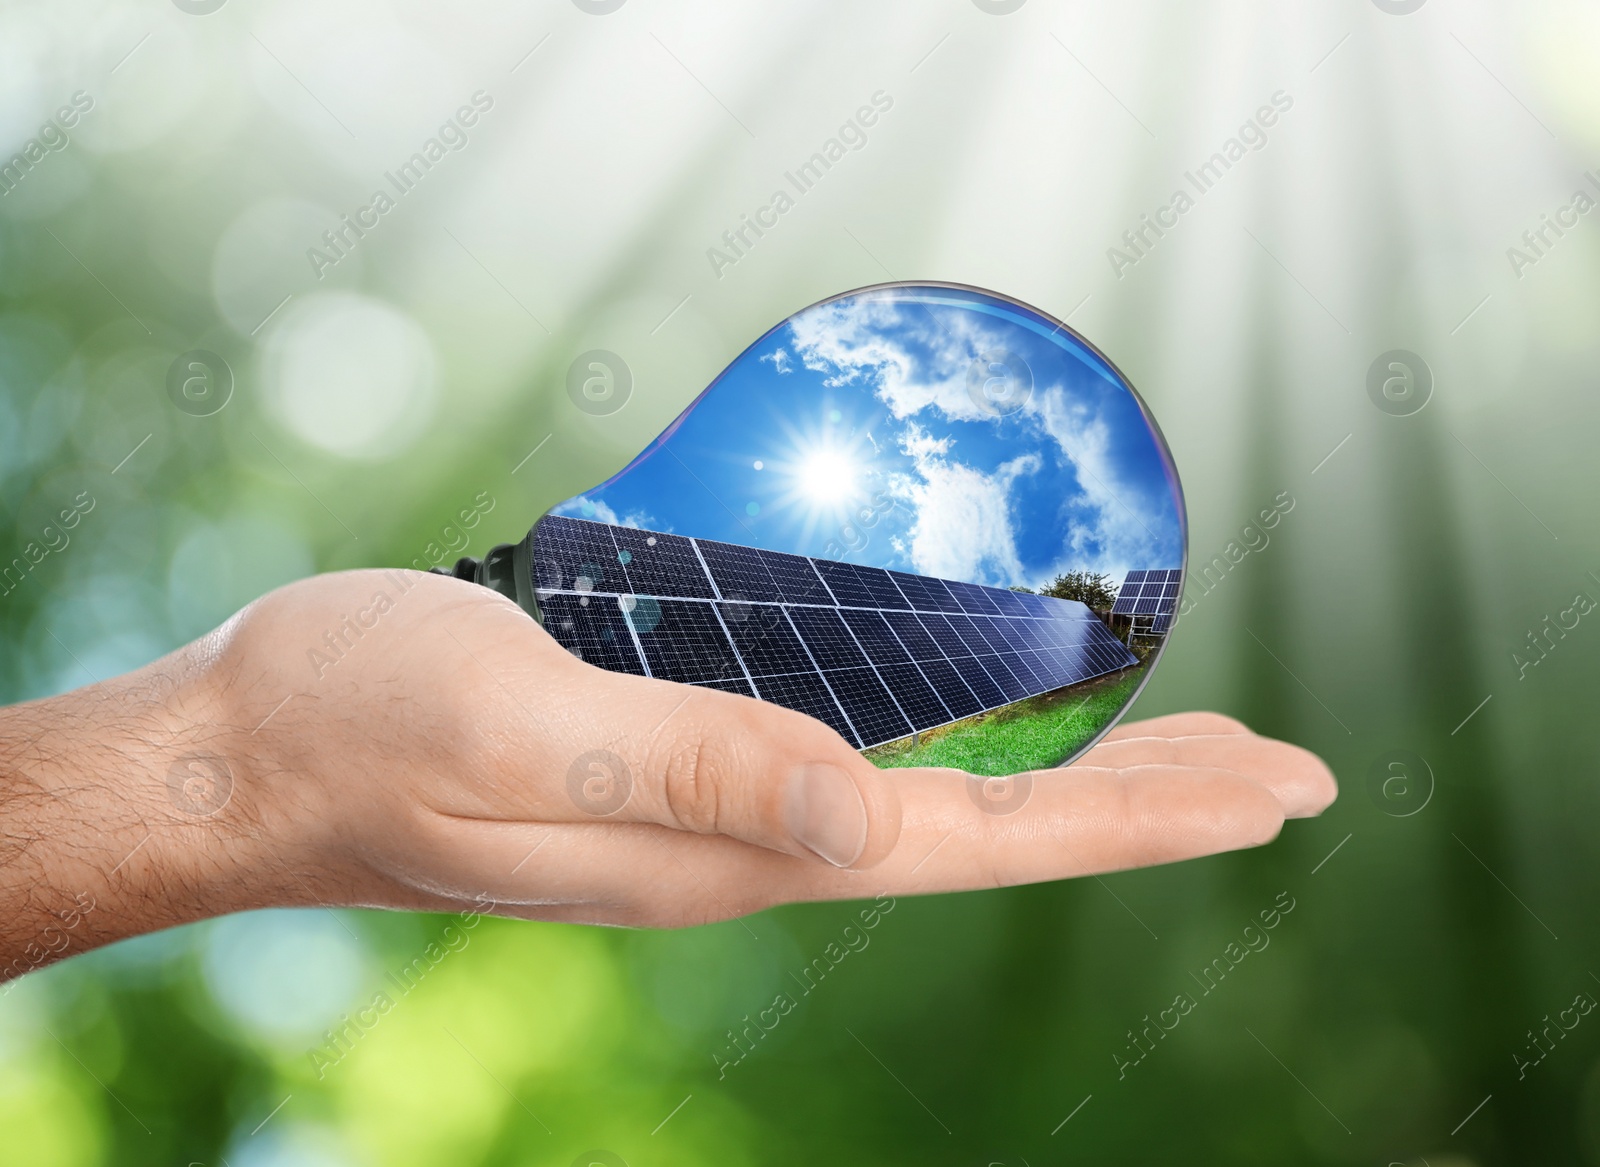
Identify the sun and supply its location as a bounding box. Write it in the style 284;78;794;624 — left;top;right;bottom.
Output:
796;447;857;503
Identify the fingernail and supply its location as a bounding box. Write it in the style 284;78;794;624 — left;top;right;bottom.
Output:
786;763;869;867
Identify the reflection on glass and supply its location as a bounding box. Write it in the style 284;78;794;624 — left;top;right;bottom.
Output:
532;283;1186;776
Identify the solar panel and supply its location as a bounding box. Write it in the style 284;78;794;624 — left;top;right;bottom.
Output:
991;589;1034;618
1113;568;1183;616
889;570;962;614
536;592;645;675
945;579;1003;616
533;515;626;592
630;599;745;684
758;549;832;605
533;516;1140;749
785;606;870;670
696;540;783;603
612;528;717;599
839;609;912;665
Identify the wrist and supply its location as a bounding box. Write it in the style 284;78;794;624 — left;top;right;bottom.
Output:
0;637;304;976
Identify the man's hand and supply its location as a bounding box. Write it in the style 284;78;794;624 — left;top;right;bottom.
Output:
0;569;1336;976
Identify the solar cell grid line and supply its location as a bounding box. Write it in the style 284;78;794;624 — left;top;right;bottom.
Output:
915;611;973;659
777;606;865;747
533;515;625;592
821;667;913;747
989;588;1034;618
705;596;763;698
889;570;963;614
876;662;952;729
839;609;912;666
694;539;785;603
535;591;647;675
759;549;832;605
687;537;725;602
1013;620;1051;653
946;612;999;658
979;653;1031;702
1059;617;1100;649
1028;649;1072;688
1021;649;1063;689
990;617;1035;653
810;559;879;608
999;651;1045;692
753;669;861;747
951;656;1007;708
631;599;746;685
786;606;870;670
1017;617;1056;656
829;600;923;737
911;656;983;719
872;603;977;726
851;565;912;610
944;578;1003;616
611;527;718;598
1015;591;1053;618
882;610;944;661
971;616;1016;655
719;601;819;677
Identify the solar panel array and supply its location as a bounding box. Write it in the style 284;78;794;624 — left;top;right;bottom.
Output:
532;515;1140;749
1112;568;1182;617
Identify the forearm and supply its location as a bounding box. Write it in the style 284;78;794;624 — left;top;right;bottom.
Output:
0;642;280;982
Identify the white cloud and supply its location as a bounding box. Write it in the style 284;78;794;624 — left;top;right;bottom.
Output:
759;347;792;373
785;293;1177;584
1025;384;1169;578
550;495;654;529
787;295;1006;423
893;423;1040;584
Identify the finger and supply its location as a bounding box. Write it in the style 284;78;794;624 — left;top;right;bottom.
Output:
1099;710;1253;743
407;759;1287;926
467;619;903;871
1080;732;1337;818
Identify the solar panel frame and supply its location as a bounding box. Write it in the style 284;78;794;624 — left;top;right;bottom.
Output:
1113;567;1185;615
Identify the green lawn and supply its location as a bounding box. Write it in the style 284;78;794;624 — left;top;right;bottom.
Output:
865;666;1146;775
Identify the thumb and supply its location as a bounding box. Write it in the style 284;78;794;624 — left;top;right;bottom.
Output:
551;667;903;869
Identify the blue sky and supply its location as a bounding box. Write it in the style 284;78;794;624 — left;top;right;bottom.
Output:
553;285;1184;590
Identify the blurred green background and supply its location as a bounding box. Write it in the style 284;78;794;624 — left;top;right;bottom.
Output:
4;0;1600;1162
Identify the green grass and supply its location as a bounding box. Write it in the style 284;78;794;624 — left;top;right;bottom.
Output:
865;666;1146;775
